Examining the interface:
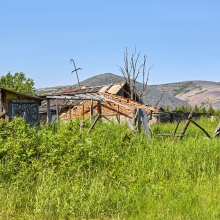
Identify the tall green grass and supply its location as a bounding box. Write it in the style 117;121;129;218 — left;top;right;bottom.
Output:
0;117;220;219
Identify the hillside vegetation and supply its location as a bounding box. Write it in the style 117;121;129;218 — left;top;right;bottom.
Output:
151;80;220;109
1;117;220;219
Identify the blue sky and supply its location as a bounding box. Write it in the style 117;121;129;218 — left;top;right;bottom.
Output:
0;0;219;88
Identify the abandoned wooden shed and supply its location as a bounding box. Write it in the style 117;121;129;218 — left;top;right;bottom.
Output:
0;88;42;125
38;82;163;123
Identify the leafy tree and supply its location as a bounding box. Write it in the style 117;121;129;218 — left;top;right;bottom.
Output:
181;105;186;111
185;106;189;112
165;105;170;112
207;104;215;115
200;107;207;113
174;106;178;111
214;108;220;116
177;106;183;111
194;104;199;113
163;105;169;111
0;72;35;95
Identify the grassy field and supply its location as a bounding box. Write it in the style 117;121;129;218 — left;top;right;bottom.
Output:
0;117;220;219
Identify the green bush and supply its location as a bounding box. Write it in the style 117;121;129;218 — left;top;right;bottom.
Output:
0;117;220;219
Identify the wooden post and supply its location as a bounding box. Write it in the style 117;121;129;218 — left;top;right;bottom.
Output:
47;99;50;124
80;120;85;131
56;103;59;121
117;105;119;113
142;108;152;139
90;99;93;122
179;111;194;139
173;117;182;135
87;114;100;134
132;109;137;126
99;101;102;114
149;110;153;120
69;106;71;119
137;108;142;133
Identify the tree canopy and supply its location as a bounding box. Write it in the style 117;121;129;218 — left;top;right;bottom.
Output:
0;72;35;95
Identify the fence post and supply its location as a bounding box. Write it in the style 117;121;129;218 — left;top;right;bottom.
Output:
137;108;142;133
90;99;93;122
56;103;59;121
132;109;137;126
47;99;50;124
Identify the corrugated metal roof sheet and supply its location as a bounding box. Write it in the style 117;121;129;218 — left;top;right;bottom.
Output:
60;88;81;93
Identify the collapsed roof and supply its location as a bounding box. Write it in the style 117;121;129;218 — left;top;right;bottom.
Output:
38;82;163;116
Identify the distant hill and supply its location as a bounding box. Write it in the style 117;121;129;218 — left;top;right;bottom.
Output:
36;73;189;109
151;80;220;109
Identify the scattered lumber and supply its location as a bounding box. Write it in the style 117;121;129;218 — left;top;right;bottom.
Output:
213;122;220;138
0;110;6;119
156;134;184;137
172;111;211;138
127;120;135;131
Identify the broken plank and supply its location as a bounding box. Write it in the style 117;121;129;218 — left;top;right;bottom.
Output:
87;113;100;134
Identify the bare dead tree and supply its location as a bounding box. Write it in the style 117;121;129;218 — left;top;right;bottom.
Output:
118;47;153;101
70;59;82;88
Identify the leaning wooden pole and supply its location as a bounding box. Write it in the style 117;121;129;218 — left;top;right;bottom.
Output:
171;111;211;138
178;111;194;139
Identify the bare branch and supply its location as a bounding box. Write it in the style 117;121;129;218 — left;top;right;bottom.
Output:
139;63;154;100
117;47;153;101
154;91;165;108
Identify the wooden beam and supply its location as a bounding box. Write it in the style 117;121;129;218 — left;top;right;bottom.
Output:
99;101;102;114
97;93;135;110
132;109;137;126
101;114;119;116
56;103;59;121
46;95;99;100
87;114;100;134
173;117;181;135
137;108;142;133
90;99;93;122
179;111;194;139
142;108;152;139
47;99;50;124
172;111;211;138
69;106;71;119
156;134;184;137
80;120;85;131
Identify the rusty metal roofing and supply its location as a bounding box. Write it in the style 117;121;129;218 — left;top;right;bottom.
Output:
37;82;127;98
60;88;81;93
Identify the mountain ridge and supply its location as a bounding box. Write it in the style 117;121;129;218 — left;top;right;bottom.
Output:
36;73;189;109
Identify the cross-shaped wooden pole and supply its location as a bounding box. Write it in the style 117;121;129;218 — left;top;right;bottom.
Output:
70;59;82;88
